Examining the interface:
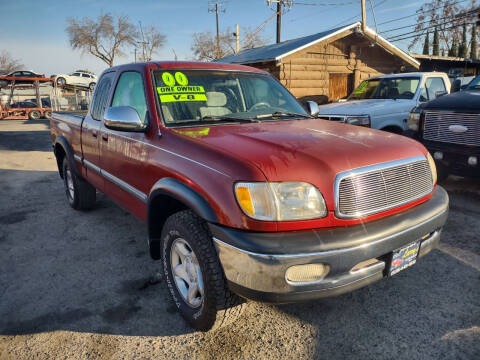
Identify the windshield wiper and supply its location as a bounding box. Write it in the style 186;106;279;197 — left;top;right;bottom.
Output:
255;111;313;119
200;115;260;123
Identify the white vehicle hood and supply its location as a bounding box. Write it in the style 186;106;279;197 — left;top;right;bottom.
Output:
317;99;413;116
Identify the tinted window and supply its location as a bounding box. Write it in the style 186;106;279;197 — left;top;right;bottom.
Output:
111;71;147;123
82;74;90;78
91;72;115;121
23;71;34;76
12;72;21;76
72;73;80;77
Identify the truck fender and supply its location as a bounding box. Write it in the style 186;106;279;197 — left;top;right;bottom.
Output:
54;136;80;178
147;178;218;259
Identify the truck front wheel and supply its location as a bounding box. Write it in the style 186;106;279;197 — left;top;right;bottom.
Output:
161;210;245;331
62;158;96;210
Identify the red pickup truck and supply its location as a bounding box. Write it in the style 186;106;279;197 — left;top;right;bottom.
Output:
50;61;449;331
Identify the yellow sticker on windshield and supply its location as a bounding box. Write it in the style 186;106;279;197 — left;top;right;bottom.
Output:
160;94;207;102
157;86;205;94
175;72;188;86
162;72;176;86
353;81;368;95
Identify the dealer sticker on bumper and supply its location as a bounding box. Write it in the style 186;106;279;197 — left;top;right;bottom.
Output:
390;241;420;276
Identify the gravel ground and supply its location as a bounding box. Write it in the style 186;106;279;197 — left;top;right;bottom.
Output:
0;119;479;360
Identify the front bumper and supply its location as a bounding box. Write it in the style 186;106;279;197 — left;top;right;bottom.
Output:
425;142;480;178
210;186;449;303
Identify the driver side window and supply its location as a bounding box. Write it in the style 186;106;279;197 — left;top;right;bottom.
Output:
111;71;148;124
420;77;446;102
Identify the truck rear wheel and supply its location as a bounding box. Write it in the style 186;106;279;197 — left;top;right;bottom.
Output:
161;210;246;331
62;158;96;210
28;110;41;120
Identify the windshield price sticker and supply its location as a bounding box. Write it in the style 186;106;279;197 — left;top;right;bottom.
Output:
158;72;207;102
353;81;367;95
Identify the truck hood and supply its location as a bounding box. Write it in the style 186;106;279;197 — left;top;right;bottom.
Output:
317;99;412;116
172;119;427;208
422;90;480;112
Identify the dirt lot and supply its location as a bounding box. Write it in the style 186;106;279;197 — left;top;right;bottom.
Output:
0;119;479;360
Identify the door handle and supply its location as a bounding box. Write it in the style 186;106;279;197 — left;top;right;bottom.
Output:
102;133;108;141
92;129;97;138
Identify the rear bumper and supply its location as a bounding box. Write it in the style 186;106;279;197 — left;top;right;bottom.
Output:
210;186;449;303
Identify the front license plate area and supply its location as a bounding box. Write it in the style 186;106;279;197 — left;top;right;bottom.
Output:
389;241;420;276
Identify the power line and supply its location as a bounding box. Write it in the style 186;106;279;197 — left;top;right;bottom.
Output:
389;22;476;42
292;1;356;6
386;13;476;41
382;11;476;37
377;0;470;26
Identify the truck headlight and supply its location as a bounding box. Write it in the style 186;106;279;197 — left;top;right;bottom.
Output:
427;152;437;184
408;112;421;131
346;115;370;127
234;182;327;221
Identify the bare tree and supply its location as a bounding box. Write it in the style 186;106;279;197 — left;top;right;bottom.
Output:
0;51;23;73
191;27;267;61
66;13;137;67
408;0;479;54
137;26;167;62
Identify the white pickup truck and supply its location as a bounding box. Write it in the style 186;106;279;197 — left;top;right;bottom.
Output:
317;72;451;133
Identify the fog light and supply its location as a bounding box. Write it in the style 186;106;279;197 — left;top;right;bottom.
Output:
285;263;329;284
434;151;443;160
468;156;478;166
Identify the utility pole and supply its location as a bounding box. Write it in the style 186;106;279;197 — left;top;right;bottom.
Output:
234;24;240;53
209;1;225;59
276;1;282;43
267;1;293;43
361;0;367;33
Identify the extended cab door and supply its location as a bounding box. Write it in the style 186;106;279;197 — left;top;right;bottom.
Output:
81;71;115;191
99;70;150;217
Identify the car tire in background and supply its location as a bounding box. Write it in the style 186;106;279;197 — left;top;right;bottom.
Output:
62;158;96;210
56;77;66;86
161;210;246;331
43;111;52;120
89;82;96;90
28;110;41;120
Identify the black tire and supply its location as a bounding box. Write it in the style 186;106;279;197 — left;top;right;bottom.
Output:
56;77;66;86
43;111;52;120
89;82;96;90
62;158;96;210
28;110;41;120
161;210;245;331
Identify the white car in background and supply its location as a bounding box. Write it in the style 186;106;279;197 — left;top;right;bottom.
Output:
317;72;451;133
54;71;97;90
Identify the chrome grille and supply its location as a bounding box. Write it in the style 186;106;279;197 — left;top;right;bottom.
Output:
336;157;433;218
423;111;480;146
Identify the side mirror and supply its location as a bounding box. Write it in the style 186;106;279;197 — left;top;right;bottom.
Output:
306;101;319;117
104;106;147;132
452;79;462;92
435;91;448;98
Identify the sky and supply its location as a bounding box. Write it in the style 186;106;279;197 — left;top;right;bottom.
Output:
0;0;426;76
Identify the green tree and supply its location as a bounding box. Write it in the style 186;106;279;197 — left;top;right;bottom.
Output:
471;25;478;60
433;28;440;55
422;32;430;55
458;23;468;58
449;39;458;57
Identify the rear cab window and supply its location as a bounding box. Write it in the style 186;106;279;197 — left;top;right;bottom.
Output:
90;72;115;121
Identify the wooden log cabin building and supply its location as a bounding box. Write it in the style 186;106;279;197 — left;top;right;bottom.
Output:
218;22;420;104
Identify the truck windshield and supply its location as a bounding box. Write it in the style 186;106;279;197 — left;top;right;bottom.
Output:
153;70;308;126
466;76;480;90
349;77;420;100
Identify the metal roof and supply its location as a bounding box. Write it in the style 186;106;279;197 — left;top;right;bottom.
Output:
218;22;419;68
217;23;360;64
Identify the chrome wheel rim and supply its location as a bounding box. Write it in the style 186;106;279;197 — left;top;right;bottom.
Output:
170;238;204;308
65;168;74;200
